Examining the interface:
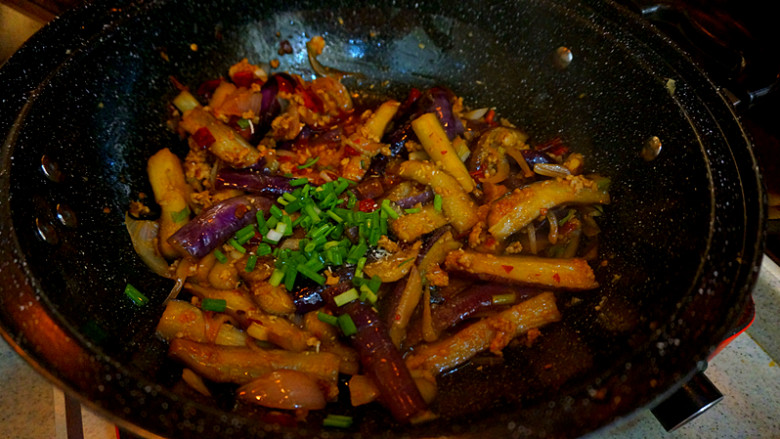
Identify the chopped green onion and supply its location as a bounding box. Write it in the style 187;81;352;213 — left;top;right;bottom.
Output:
214;249;228;264
326;209;344;223
170;206;191;223
291;177;309;187
124;283;149;307
317;311;339;326
434;193;443;212
282;193;297;203
270;204;284;220
236;118;251;129
257;243;272;256
337;314;358;337
228;238;246;253
380;199;399;219
298;156;320;169
359;285;378;304
297;264;326;285
235;224;257;244
284;266;298;291
404;207;421;214
256;210;268;233
269;269;285;286
346;191;357;209
492;293;517;305
245;254;258;272
201;298;227;312
333;288;359;307
367;275;382;293
323;414;353;428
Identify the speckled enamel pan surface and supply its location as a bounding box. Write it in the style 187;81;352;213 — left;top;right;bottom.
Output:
0;0;764;437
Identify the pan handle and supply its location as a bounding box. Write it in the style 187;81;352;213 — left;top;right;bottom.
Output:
650;370;724;432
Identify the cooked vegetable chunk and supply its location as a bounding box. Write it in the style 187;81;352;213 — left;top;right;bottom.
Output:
487;175;610;241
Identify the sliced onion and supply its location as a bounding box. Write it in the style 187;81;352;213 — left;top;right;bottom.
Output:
534;163;572;178
125;214;171;278
237;370;326;410
463;107;489;120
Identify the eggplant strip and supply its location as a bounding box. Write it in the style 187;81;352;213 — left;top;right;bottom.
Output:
179;105;263;168
168;195;271;260
389;205;449;242
487;175;610;241
444;249;599;290
315;274;427;423
168;339;340;398
147;148;192;259
363;241;422;282
405;291;561;376
411;113;475;192
185;283;315;352
397;160;479;234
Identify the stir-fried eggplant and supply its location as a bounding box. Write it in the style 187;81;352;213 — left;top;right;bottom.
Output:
128;42;610;426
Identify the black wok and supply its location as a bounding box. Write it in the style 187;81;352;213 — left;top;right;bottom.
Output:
0;0;765;437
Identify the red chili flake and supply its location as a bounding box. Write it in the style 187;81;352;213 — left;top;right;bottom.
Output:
234;204;249;218
470;169;486;179
231;70;255;88
403;88;422;108
358;199;378;213
484;236;496;247
297;86;324;112
196;78;222;99
276;76;295;94
394;314;402;321
344;145;361;156
191;127;216;148
536;136;569;156
485;109;497;125
553;273;561;283
440;150;448;155
501;265;514;274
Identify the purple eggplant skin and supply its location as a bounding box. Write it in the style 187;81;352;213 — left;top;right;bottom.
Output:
295;271;427;422
393;187;434;209
214;167;294;197
417;86;465;140
168;195;272;260
521;149;555;166
345;301;428;423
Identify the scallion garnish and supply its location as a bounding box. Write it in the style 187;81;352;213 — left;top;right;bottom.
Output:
245;254;258;272
291;177;309;187
124;283;149;307
297;156;320;169
228;238;246;253
323;414;353;428
170;206;191;223
201;298;227;312
269;268;285;286
337;314;358;337
404;207;421;214
333;288;359;307
380;199;399;219
434;193;443;212
236;118;251;129
317;311;339;326
214;249;228;264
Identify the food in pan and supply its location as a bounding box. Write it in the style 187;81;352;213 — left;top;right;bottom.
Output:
126;41;610;426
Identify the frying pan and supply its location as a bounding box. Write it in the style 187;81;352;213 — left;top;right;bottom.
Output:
0;0;765;437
